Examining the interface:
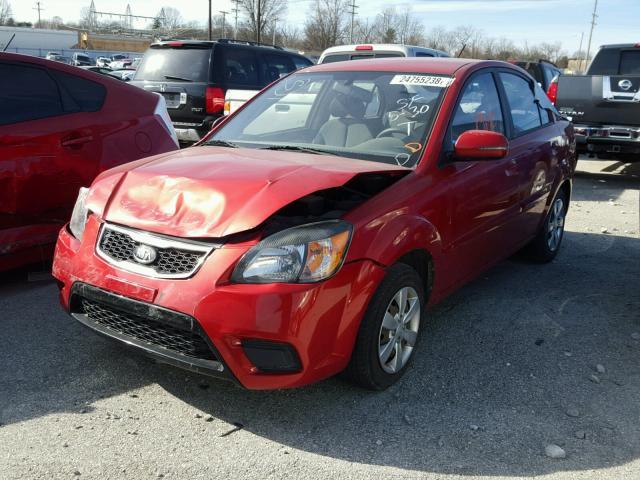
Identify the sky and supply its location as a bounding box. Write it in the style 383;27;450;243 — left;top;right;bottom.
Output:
11;0;640;55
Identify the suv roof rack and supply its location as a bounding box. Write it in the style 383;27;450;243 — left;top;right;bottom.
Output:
217;38;283;50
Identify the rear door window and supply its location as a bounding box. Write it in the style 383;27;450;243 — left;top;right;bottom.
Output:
50;70;106;111
0;63;64;125
499;72;543;135
223;48;259;86
134;46;211;82
620;51;640;75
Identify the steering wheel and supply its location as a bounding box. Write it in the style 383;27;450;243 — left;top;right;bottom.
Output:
376;127;408;139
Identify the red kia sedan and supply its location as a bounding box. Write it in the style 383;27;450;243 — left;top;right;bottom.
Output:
52;58;576;390
0;53;179;272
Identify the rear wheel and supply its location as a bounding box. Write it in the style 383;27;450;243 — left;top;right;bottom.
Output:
524;189;568;263
346;263;424;390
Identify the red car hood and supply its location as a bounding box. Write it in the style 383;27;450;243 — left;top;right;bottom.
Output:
91;146;409;238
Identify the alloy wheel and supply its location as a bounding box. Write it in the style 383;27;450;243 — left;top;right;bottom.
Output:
547;197;565;252
378;286;420;374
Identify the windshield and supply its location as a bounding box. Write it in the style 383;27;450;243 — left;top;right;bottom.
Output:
134;47;210;82
206;71;452;167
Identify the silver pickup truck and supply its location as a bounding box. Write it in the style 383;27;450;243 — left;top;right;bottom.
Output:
553;43;640;162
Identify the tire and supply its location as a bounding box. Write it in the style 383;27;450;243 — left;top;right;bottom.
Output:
524;189;568;263
345;263;425;390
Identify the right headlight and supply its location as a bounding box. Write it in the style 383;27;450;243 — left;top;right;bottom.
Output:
69;187;90;241
231;221;352;284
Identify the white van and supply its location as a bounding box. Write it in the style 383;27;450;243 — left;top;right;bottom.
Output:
318;44;449;64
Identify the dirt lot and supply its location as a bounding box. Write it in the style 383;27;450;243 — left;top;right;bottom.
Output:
0;158;638;480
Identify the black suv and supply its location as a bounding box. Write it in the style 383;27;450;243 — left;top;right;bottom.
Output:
131;39;313;143
513;59;562;92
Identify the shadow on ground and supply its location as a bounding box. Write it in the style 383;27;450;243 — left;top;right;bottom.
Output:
2;227;638;476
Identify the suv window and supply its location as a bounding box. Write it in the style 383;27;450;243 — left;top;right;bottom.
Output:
450;72;504;143
620;51;640;75
499;72;542;135
292;56;312;70
135;46;211;82
50;70;106;111
263;54;295;83
0;63;63;125
587;48;619;75
223;48;259;86
415;52;434;57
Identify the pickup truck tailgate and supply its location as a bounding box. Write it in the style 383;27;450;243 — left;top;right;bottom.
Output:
556;75;640;126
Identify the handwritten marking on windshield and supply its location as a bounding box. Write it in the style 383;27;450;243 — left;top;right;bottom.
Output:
273;77;311;97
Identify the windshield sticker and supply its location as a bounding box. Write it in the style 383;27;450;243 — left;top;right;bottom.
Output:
390;75;454;88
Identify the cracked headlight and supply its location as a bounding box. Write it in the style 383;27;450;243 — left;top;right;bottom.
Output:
232;221;352;284
69;187;90;241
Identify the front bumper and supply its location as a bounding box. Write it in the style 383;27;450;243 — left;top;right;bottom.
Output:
52;217;385;389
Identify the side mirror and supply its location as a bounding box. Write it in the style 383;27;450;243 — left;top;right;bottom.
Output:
454;130;509;160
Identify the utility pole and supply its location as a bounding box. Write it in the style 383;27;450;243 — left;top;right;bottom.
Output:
219;10;228;38
272;18;276;45
349;0;358;44
33;1;44;28
585;0;598;67
256;0;261;43
208;0;212;40
231;0;240;39
577;31;585;72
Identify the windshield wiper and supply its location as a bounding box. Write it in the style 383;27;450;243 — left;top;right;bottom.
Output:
164;75;193;82
207;139;239;148
259;145;333;155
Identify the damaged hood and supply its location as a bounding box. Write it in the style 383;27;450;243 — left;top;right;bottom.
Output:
91;146;409;238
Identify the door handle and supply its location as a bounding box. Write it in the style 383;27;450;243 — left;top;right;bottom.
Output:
61;135;93;148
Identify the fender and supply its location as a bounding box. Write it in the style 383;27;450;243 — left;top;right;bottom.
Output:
347;212;451;303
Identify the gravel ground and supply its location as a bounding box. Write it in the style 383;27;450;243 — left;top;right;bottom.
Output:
0;158;638;480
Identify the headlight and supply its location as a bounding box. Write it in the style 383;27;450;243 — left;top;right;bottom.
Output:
69;187;90;241
232;221;352;284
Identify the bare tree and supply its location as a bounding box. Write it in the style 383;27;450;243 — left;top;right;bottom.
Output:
424;26;452;52
395;8;424;45
304;0;348;51
0;0;13;25
78;6;93;29
240;0;287;43
159;7;183;31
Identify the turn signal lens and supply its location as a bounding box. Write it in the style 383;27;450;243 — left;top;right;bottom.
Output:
300;231;350;282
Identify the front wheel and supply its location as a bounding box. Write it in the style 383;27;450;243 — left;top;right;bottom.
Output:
345;263;424;390
524;189;568;263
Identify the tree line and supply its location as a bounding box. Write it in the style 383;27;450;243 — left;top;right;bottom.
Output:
0;0;576;67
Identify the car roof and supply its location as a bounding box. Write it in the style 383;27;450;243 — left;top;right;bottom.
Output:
305;57;490;76
321;44;446;55
150;38;304;55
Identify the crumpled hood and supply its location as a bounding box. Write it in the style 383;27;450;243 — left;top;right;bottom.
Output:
90;146;409;238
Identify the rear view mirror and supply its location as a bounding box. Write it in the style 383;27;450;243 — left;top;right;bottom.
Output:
454;130;509;160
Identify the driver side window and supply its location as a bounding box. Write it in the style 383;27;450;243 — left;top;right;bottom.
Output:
450;72;504;144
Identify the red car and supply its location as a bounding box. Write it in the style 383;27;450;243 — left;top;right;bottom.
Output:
52;58;576;390
0;53;179;271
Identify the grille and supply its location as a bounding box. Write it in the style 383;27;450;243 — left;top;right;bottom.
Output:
98;227;209;277
80;298;216;361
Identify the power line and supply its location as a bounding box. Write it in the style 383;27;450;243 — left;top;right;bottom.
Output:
585;0;598;67
219;10;229;38
33;1;44;28
231;0;240;39
349;0;358;44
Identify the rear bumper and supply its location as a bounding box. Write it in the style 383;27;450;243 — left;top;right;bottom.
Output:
575;124;640;155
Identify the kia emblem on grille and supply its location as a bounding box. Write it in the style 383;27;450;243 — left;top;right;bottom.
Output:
133;244;157;264
618;79;633;91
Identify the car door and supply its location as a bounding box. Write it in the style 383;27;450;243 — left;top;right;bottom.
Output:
0;61;104;257
497;71;555;239
441;70;526;281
